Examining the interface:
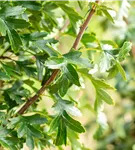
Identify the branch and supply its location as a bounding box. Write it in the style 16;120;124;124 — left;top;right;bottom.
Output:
17;1;99;115
18;69;59;114
72;0;99;50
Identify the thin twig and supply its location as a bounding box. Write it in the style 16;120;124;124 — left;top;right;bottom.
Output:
72;1;99;50
17;1;99;115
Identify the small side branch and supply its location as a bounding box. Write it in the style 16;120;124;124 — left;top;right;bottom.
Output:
72;1;99;50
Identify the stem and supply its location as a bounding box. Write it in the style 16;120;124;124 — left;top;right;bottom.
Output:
17;1;99;115
18;70;59;114
72;1;99;50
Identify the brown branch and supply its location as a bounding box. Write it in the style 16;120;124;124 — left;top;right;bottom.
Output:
72;0;99;50
17;1;99;115
18;69;59;114
0;56;14;61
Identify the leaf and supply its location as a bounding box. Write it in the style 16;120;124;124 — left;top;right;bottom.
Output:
49;115;61;133
55;118;67;146
0;137;18;150
94;112;108;139
27;32;48;41
116;61;127;81
108;65;118;79
77;1;88;10
96;89;115;105
0;6;25;17
62;111;85;133
0;18;7;36
6;18;30;29
26;133;34;150
118;41;132;62
64;51;92;68
0;127;10;138
93;125;105;139
2;63;21;77
24;114;47;125
7;29;22;52
94;97;104;113
54;98;82;117
102;9;114;23
81;33;96;45
46;57;66;69
35;41;59;56
90;75;115;90
99;52;112;73
59;75;69;97
36;58;44;81
57;4;82;32
51;0;69;5
27;125;43;138
79;69;115;90
0;71;10;81
7;117;20;129
17;122;26;138
18;1;42;11
63;64;80;86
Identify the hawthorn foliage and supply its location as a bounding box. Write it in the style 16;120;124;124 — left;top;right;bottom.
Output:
0;1;132;150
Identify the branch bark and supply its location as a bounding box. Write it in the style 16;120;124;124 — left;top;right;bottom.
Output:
72;1;99;50
17;1;99;115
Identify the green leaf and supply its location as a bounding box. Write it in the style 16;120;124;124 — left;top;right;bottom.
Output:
62;111;85;133
94;97;104;112
27;125;43;138
7;29;22;52
24;114;47;125
118;41;132;62
55;118;67;146
57;4;82;32
63;64;80;86
77;1;88;10
79;69;115;90
2;63;21;77
93;125;105;139
116;61;127;81
0;18;7;36
26;32;48;41
54;98;82;117
90;75;115;90
64;51;92;68
46;57;66;69
108;65;118;79
49;115;61;133
81;33;96;45
17;122;26;138
96;89;115;105
7;117;20;129
0;71;10;81
94;112;108;139
35;41;59;56
18;1;42;11
59;75;69;97
99;52;112;73
0;6;25;17
102;9;114;23
6;18;30;29
0;137;18;150
51;0;69;5
26;133;34;150
36;58;44;81
0;127;10;138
